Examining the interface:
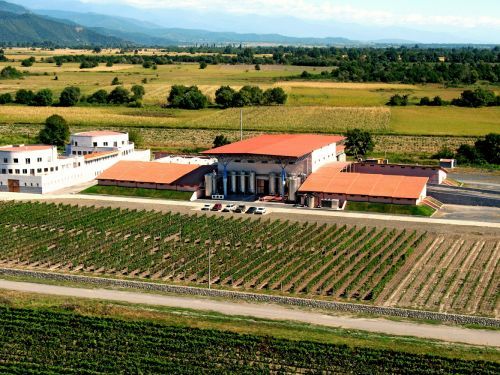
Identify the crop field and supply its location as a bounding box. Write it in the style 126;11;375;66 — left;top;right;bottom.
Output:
2;307;497;374
0;202;498;317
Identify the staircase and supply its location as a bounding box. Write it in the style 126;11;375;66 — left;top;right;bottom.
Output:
442;178;463;187
422;196;444;210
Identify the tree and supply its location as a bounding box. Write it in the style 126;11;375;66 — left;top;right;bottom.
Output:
0;93;13;104
38;115;69;148
456;144;484;165
167;85;208;110
93;47;102;54
254;64;261;71
79;60;98;69
21;57;35;67
131;85;145;100
107;86;130;104
452;87;496;107
59;86;81;107
419;96;431;106
432;146;454;159
106;61;113;67
128;129;143;148
345;129;374;158
15;89;34;104
213;135;230;148
87;89;108;104
263;87;287;105
199;61;208;69
215;86;236;108
475;133;500;164
387;94;409;106
431;96;443;106
111;77;121;85
32;89;54;106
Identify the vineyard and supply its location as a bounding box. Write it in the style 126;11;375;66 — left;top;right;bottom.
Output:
0;201;498;317
2;307;498;374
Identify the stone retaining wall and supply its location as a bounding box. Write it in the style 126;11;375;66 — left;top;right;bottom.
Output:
1;267;498;328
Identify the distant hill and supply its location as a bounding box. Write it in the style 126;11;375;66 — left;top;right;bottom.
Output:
0;10;128;46
0;0;27;14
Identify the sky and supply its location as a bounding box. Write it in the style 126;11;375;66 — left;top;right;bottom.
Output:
13;0;500;43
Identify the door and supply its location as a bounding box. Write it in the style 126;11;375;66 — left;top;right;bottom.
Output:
256;179;268;195
8;179;20;193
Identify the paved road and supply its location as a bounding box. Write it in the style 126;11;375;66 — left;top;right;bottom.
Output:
1;279;499;347
1;191;499;229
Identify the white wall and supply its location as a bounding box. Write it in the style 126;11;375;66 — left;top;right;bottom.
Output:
311;143;337;172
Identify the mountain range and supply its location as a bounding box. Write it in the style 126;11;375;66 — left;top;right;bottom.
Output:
0;0;494;47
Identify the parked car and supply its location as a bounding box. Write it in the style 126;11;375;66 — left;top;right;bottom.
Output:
255;207;267;215
246;206;257;214
222;204;236;212
201;204;212;211
211;203;222;211
234;204;246;213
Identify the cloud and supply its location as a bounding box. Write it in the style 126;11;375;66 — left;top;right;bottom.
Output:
81;0;500;29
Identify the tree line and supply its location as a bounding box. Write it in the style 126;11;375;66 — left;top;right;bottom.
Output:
17;45;497;84
168;85;287;109
0;85;145;107
434;133;499;166
387;87;500;107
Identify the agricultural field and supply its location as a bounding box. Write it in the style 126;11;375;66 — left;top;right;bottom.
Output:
1;305;498;374
0;201;498;317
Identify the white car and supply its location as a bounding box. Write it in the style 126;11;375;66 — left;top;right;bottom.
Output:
201;204;211;211
222;204;236;212
254;207;267;215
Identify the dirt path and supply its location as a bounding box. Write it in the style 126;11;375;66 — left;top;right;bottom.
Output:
1;279;499;348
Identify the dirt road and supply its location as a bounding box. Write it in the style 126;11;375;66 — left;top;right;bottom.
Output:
1;279;499;347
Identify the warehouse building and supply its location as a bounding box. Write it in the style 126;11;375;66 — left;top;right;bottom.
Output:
0;131;149;194
96;160;214;200
298;163;428;207
201;134;346;199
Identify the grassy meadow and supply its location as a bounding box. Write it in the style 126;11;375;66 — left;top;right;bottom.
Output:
0;48;498;159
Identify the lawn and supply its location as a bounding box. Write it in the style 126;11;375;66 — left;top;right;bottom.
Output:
81;185;193;200
345;201;435;216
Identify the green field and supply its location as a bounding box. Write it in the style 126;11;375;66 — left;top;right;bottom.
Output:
81;185;194;200
345;202;435;216
1;301;498;374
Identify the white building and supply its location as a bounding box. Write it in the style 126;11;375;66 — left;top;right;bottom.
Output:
0;131;149;194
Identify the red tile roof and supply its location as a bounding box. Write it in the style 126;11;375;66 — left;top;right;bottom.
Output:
299;163;428;199
202;134;345;158
0;145;53;152
97;161;201;184
75;131;124;137
83;151;118;160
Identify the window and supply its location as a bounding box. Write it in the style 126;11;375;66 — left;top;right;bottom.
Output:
44;168;48;172
122;141;125;145
37;157;42;162
114;142;117;147
8;169;12;174
74;141;78;146
30;169;34;175
37;168;42;173
25;158;30;164
247;160;255;163
103;142;108;146
93;142;97;147
78;151;82;155
3;158;7;163
15;169;20;174
13;158;18;163
1;169;5;174
22;169;27;174
50;167;54;172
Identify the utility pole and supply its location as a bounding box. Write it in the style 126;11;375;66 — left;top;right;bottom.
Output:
240;108;243;141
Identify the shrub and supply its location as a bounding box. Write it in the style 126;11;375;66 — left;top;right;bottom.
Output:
419;96;430;106
111;76;121;85
0;93;13;104
199;61;208;69
452;87;497;107
131;85;145;100
79;60;98;69
213;135;230;148
59;86;81;107
387;94;409;106
431;96;443;106
432;146;455;159
0;66;23;79
21;57;35;67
